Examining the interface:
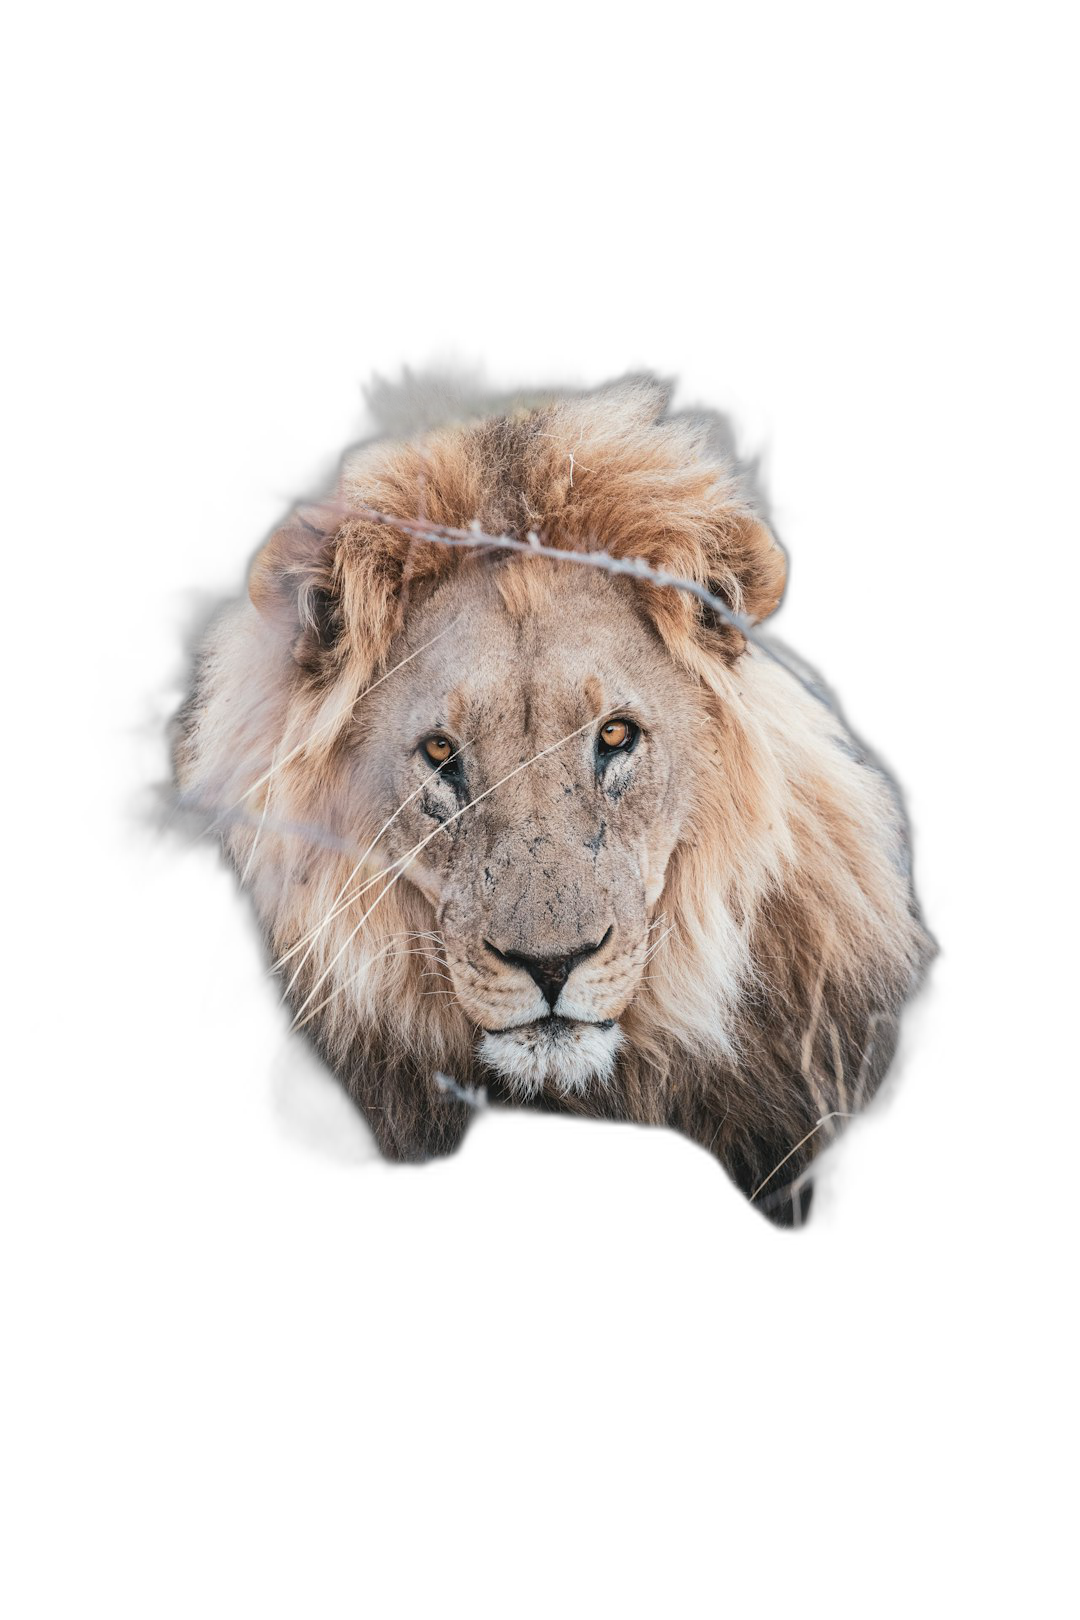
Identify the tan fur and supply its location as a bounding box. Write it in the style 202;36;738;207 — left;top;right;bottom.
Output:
176;379;932;1224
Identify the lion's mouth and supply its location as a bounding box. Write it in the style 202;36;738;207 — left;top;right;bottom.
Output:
481;1014;616;1035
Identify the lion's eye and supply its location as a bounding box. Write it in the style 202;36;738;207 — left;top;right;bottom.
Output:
422;735;454;766
597;718;637;755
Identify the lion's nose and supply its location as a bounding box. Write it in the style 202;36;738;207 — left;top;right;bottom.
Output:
486;928;611;1011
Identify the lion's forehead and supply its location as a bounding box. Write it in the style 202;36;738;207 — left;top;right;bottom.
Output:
384;563;689;741
441;670;634;742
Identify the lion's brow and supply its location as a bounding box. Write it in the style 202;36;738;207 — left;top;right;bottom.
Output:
452;671;643;727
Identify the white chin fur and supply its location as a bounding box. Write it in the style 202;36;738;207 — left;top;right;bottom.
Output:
479;1020;623;1100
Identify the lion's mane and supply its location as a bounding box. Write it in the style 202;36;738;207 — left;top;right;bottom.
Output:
177;379;932;1220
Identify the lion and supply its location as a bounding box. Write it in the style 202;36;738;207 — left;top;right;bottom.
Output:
176;377;933;1225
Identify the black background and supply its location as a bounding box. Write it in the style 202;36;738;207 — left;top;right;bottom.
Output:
99;255;965;1341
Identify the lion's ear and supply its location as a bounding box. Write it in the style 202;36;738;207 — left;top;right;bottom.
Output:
710;512;787;627
249;512;344;672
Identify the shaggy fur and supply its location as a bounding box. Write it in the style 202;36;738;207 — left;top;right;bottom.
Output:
176;379;933;1225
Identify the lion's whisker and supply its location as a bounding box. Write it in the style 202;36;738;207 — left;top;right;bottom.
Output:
270;920;446;978
274;863;419;971
643;924;675;963
289;940;402;1029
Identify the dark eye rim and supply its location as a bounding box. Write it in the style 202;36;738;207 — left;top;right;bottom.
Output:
419;733;463;774
596;717;640;759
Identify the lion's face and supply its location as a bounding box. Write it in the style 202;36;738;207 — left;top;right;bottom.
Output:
361;560;702;1096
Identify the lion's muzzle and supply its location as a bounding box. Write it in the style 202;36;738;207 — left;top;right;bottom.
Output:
484;924;613;1011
